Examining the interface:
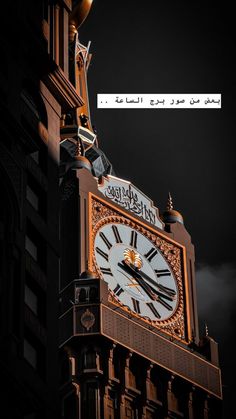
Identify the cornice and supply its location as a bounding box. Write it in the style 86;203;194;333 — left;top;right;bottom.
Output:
43;65;84;112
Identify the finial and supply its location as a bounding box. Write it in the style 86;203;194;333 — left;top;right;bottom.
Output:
162;192;184;225
70;0;94;31
166;192;174;211
205;322;209;337
75;136;82;158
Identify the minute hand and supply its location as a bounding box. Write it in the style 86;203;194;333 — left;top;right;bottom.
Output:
131;266;176;298
118;262;157;301
118;262;174;303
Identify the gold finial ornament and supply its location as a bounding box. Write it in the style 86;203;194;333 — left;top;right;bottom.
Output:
166;192;174;210
70;0;93;30
123;249;143;270
161;192;184;225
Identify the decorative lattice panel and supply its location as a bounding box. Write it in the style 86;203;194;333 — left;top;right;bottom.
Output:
101;305;222;399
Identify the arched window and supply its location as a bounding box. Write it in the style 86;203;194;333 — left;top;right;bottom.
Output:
83;346;96;369
89;286;98;302
79;288;87;302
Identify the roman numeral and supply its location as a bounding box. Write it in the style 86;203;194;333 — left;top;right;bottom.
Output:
145;247;158;262
113;284;124;296
96;247;109;261
100;267;113;276
112;225;122;243
155;269;171;278
132;298;140;313
99;232;112;250
130;231;138;249
146;302;161;319
157;296;172;311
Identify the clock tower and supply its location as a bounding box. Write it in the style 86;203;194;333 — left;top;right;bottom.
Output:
59;2;222;418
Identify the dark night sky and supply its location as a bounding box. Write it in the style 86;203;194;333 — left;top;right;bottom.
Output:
79;1;236;417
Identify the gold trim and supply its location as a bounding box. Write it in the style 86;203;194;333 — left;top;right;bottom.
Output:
183;247;192;340
70;0;93;29
123;248;143;269
89;192;183;247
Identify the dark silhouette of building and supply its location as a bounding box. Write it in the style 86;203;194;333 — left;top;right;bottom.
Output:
0;1;222;418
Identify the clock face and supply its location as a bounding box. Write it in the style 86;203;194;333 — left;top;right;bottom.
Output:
93;222;179;322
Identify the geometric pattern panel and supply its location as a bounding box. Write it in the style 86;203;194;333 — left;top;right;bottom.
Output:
101;305;222;399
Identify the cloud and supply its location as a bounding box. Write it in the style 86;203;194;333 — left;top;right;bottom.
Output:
196;263;236;342
196;264;236;416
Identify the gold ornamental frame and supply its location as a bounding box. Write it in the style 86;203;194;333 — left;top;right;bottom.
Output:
88;193;191;343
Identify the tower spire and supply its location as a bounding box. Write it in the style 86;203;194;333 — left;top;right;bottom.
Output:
161;192;184;225
166;192;174;210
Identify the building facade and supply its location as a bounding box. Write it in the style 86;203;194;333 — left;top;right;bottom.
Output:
0;1;222;418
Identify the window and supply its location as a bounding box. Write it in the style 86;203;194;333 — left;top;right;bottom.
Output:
21;83;48;128
25;272;46;325
30;151;39;164
27;185;39;211
24;338;37;368
21;82;48;166
25;284;38;315
25;235;38;261
24;330;46;378
25;220;47;271
26;173;47;218
83;347;96;369
29;145;48;174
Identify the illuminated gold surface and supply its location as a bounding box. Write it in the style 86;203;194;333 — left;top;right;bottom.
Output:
70;0;93;29
123;248;143;269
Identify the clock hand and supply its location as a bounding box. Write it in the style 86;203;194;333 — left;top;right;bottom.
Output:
135;267;176;298
116;268;145;296
143;282;174;303
117;267;170;308
118;262;157;301
118;262;173;311
154;282;176;297
118;261;174;303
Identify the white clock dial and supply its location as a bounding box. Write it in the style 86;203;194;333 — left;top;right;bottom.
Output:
94;223;179;321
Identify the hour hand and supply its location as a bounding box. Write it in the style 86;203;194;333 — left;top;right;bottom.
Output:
118;261;175;302
118;262;157;301
118;261;142;278
135;267;176;299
